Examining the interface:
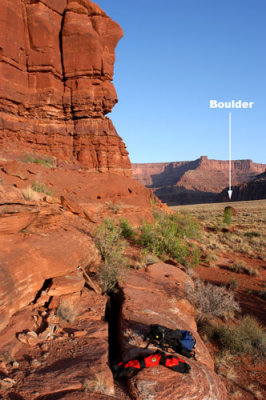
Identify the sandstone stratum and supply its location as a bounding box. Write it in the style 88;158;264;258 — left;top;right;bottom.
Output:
0;1;230;399
0;0;130;175
132;156;266;205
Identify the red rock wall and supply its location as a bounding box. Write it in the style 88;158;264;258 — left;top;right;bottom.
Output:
0;0;131;175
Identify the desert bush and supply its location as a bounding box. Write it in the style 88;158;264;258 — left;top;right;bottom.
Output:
186;279;240;320
216;315;266;356
138;211;201;265
105;201;122;214
258;287;266;300
204;252;218;266
119;218;135;239
94;219;127;293
197;319;217;342
223;207;232;226
227;278;239;290
24;154;54;168
31;181;54;196
188;245;202;268
230;261;259;276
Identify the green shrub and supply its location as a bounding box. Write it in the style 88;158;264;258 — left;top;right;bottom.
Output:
186;279;240;320
94;219;127;293
223;207;232;226
189;245;202;268
119;218;135;239
24;154;54;168
138;211;201;265
217;316;266;356
31;181;54;196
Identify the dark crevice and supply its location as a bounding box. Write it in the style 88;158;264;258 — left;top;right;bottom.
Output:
105;287;134;399
32;278;52;304
59;10;67;113
105;286;124;365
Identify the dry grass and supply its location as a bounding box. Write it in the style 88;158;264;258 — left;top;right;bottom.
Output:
22;186;41;201
186;279;240;320
84;373;114;396
56;298;78;323
171;200;266;260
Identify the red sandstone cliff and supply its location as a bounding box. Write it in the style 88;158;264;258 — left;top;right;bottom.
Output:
0;0;131;175
132;156;266;204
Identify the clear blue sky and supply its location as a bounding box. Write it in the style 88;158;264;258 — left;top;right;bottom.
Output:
96;0;266;164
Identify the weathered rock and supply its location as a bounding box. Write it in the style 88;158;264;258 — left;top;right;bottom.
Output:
47;271;85;297
0;207;100;331
16;290;114;400
0;159;155;224
119;263;228;399
0;0;131;175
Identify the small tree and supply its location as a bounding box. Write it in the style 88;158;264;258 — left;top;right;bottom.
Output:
94;219;127;293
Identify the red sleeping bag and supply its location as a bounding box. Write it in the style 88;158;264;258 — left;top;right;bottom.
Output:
112;350;190;378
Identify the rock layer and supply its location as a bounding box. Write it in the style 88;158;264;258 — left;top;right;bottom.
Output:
132;157;266;204
0;0;131;175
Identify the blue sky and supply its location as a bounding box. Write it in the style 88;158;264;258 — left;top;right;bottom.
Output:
96;0;266;164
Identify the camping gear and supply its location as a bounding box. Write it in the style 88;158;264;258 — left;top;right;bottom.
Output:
145;324;196;359
112;350;190;378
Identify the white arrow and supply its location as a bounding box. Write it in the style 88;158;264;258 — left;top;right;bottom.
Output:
228;112;233;200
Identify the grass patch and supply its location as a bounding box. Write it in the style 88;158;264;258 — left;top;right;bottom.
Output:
230;261;259;276
24;154;55;168
31;181;54;196
22;186;41;201
216;315;266;356
244;231;260;238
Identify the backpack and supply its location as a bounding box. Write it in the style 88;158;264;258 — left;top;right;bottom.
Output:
111;350;190;378
145;324;196;359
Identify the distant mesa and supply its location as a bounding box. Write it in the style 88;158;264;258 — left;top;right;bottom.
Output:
132;156;266;205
